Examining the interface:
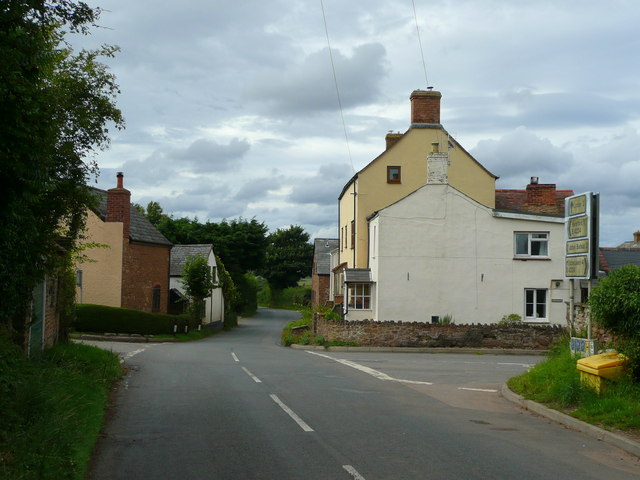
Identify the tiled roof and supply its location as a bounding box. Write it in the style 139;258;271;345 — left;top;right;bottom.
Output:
600;247;640;272
170;244;213;276
344;268;373;283
313;238;339;275
495;188;573;215
90;188;173;247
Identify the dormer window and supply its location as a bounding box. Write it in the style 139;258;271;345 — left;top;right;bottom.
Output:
387;166;401;184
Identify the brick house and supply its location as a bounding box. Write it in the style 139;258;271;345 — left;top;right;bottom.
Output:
75;173;173;313
311;238;339;308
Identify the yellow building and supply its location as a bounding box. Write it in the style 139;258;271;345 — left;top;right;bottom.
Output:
337;89;498;269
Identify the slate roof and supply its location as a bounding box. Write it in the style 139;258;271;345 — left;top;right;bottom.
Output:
90;188;173;247
313;238;339;275
344;268;373;283
170;244;213;276
600;247;640;272
495;188;573;215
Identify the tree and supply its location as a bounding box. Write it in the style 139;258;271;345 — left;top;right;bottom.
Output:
589;264;640;378
0;1;123;337
261;225;314;291
181;255;216;324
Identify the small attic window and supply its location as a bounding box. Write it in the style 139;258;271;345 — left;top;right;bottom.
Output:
387;166;401;184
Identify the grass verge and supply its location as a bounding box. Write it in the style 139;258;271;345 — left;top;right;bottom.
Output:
280;307;358;348
0;335;122;480
508;340;640;434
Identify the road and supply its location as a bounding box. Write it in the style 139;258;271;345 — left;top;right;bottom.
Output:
87;308;640;479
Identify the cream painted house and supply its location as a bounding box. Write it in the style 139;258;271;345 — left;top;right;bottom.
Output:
344;179;572;325
76;208;124;307
169;244;224;326
337;90;497;270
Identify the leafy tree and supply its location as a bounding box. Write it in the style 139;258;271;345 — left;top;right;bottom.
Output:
0;1;123;338
261;225;314;292
216;255;238;329
589;264;640;379
181;255;216;324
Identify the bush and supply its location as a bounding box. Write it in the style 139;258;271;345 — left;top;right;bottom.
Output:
499;313;522;325
590;265;640;378
74;304;193;335
235;273;258;317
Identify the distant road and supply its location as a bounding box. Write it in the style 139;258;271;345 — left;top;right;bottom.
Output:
88;308;640;480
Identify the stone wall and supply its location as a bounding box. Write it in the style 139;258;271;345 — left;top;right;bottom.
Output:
313;315;565;350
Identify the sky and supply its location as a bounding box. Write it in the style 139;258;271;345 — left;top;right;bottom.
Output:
71;0;640;246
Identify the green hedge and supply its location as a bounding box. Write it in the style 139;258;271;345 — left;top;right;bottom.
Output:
74;304;193;335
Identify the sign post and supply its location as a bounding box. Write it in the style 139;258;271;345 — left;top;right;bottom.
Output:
565;192;599;355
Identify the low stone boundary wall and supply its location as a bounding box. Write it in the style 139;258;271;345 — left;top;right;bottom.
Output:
313;315;566;350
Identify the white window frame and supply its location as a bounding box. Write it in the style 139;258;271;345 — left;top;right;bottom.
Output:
347;283;371;310
524;288;547;321
514;232;549;258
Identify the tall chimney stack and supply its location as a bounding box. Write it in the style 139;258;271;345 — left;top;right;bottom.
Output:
633;230;640;245
410;89;442;125
106;172;131;239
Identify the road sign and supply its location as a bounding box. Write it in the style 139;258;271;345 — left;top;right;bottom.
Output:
564;192;599;279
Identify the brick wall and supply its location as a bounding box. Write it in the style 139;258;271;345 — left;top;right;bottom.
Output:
313;315;565;349
311;273;331;308
525;183;563;215
121;243;171;314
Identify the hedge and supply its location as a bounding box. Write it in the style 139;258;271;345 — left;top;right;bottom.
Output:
74;304;193;335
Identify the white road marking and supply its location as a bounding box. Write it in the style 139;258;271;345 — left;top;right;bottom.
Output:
497;362;533;368
343;465;366;479
269;394;314;432
241;367;262;383
232;352;239;362
458;387;498;393
307;351;432;385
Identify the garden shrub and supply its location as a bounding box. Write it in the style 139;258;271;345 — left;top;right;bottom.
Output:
74;304;193;335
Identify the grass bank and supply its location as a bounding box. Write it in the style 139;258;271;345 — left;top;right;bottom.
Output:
508;340;640;434
0;335;122;480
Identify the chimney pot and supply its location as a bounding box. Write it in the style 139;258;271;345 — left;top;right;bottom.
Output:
117;172;124;189
530;176;539;185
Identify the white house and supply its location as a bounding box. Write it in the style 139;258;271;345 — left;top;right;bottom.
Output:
170;244;224;325
340;180;572;326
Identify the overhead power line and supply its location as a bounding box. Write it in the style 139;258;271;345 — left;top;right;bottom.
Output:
320;0;355;174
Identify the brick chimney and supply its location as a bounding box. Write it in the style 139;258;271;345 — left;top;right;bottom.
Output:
634;230;640;245
106;172;131;239
410;89;441;124
525;177;560;214
385;132;403;150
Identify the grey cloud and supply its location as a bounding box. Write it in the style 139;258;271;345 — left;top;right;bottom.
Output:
174;138;250;172
471;128;573;185
288;163;352;205
245;43;388;115
234;176;284;202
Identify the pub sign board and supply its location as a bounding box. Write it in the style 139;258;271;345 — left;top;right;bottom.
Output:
565;192;599;279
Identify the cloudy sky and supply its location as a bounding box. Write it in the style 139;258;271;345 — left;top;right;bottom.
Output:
72;0;640;246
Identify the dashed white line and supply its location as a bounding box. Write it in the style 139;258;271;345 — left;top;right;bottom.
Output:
343;465;366;479
231;352;239;362
269;394;314;432
307;351;432;385
241;366;262;383
458;387;498;393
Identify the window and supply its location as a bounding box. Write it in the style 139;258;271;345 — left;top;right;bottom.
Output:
350;220;355;249
515;232;548;257
348;283;371;310
387;166;401;184
211;266;217;283
152;285;161;312
525;289;547;320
